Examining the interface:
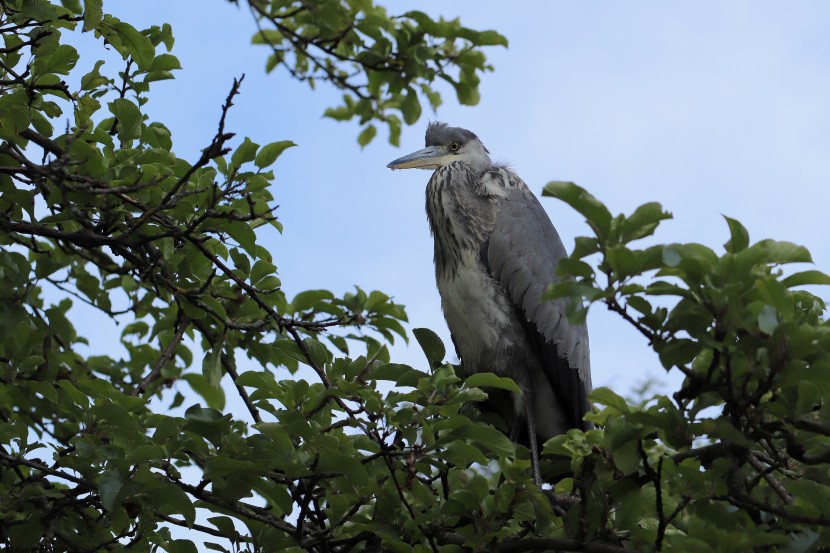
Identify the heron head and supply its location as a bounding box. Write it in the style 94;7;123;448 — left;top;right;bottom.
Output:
387;122;492;173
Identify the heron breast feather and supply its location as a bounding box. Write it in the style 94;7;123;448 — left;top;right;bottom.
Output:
438;262;516;367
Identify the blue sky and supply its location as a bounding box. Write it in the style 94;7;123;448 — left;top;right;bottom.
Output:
84;2;830;396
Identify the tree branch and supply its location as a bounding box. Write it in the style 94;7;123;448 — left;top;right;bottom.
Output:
130;314;191;396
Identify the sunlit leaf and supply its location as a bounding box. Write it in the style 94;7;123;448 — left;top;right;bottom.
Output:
255;140;296;168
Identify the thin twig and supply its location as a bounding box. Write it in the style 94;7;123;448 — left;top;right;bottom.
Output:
130;315;190;396
0;450;93;488
124;76;243;237
746;452;793;506
155;511;249;541
189;317;262;424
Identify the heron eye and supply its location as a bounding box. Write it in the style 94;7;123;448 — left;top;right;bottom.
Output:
450;142;460;152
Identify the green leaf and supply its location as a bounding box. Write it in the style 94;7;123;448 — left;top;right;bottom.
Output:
413;327;445;369
225;221;257;257
250;260;277;284
231;137;259;168
557;257;595;279
755;278;793;315
143;70;175;83
99;471;124;511
158;23;175;51
252;481;293;517
590;387;630;414
400;88;421;125
83;0;103;31
291;289;334;311
795;380;820;417
442;440;488;466
303;337;330;367
208;517;240;542
57;380;90;409
180;299;206;320
27;380;57;402
370;363;428;387
202;335;225;388
495;482;517;513
543;181;612;241
621;202;671;244
33;44;79;76
205;457;267;478
324;102;354;122
572;237;601;259
448;424;514;457
626;296;653;316
251;29;284;45
464;372;521;394
255;140;296;169
183;405;231;446
656;339;702;370
126;445;165;464
318;450;368;484
357;124;377;147
257;276;284;298
99;16;156;71
757;239;812;265
148;53;181;71
274;339;307;366
388;115;403;146
659;243;718;282
450;73;480;105
183;373;226;410
613;439;641;475
30;109;54;137
723;215;750;253
91;400;140;434
477;30;509;47
782;270;830;288
229;247;251;276
108;98;141;142
168;540;198;553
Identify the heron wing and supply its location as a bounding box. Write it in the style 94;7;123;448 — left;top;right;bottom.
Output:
485;176;592;431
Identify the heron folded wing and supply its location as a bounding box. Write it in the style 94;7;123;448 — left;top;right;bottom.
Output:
486;181;593;431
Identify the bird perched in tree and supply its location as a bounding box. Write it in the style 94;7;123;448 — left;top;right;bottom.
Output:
387;122;592;484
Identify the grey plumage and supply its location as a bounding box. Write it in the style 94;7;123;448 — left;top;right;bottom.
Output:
388;122;592;483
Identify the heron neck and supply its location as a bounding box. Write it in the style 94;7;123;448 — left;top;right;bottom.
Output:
461;148;492;174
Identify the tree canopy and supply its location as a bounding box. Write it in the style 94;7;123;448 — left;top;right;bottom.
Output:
1;1;829;552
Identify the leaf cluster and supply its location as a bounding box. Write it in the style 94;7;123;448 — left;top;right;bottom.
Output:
243;0;507;146
540;180;830;551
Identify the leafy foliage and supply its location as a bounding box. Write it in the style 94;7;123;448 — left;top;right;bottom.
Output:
542;180;830;551
1;1;829;552
241;0;507;146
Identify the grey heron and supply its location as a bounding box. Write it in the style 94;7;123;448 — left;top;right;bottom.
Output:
387;122;592;485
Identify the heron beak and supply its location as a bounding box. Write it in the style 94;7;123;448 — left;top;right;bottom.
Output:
387;146;454;170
